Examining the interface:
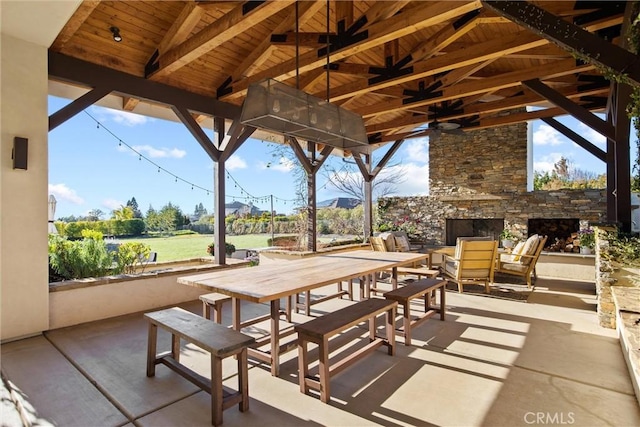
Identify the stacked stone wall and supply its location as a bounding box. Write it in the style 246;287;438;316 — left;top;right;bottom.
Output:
378;122;606;245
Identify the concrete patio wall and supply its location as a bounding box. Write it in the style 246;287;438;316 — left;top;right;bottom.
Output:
1;34;50;341
48;260;249;330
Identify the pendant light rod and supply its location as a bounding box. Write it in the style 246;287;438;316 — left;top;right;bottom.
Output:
295;0;299;90
326;0;330;102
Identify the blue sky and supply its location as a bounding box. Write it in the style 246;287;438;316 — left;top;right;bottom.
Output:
48;95;630;219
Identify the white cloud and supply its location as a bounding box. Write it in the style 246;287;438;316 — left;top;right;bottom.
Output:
125;145;186;159
100;109;150;127
533;124;565;146
533;152;564;172
102;198;125;212
385;163;429;196
576;122;607;147
48;183;84;205
227;155;247;170
404;137;429;164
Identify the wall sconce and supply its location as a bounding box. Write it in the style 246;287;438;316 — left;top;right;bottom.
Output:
12;137;28;170
110;26;122;42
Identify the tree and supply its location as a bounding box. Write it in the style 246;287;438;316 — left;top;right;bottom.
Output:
126;197;142;218
533;156;606;190
193;203;208;219
323;160;407;201
86;209;104;221
111;205;134;220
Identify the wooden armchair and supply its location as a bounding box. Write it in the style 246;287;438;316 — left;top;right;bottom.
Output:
442;239;498;293
496;235;547;288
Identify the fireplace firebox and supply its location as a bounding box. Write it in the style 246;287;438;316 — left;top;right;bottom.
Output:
446;219;504;246
528;218;579;250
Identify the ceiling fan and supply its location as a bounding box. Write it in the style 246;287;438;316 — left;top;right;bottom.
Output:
428;105;464;140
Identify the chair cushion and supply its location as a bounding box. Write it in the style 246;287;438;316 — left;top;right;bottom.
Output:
378;233;396;251
501;241;525;263
520;234;539;265
444;260;458;276
394;234;411;252
500;262;528;273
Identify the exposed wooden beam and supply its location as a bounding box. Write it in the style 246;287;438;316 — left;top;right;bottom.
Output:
171;105;220;162
48;52;241;120
322;31;545;102
149;1;294;79
523;78;614;139
360;1;412;30
231;1;323;82
50;0;100;50
157;2;204;55
122;97;139;111
541;117;606;162
220;0;482;100
49;86;111;131
407;9;482;65
482;1;640;87
357;59;591;118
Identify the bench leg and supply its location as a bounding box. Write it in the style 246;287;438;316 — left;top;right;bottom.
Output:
146;323;158;377
211;355;223;426
270;300;281;377
439;286;446;321
214;301;224;324
305;290;311;317
203;300;212;320
318;337;330;403
237;348;249;413
297;338;309;394
172;334;180;363
386;305;396;355
402;300;412;346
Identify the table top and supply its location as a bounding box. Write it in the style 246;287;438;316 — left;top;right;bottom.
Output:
177;250;428;303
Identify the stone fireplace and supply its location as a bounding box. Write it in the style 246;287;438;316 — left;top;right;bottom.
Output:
446;219;504;245
377;121;607;245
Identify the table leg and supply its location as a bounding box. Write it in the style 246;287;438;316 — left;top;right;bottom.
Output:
270;299;280;377
391;267;398;290
232;298;241;331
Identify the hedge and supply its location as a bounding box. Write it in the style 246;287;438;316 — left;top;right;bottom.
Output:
62;219;145;238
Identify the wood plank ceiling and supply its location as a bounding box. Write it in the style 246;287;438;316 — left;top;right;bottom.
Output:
49;0;625;149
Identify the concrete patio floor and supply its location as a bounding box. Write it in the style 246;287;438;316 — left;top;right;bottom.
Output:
2;277;639;427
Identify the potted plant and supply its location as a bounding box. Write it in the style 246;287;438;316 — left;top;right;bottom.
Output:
578;228;595;254
207;242;236;256
500;229;517;249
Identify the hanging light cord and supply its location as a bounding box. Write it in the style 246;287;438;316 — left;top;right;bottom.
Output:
83;110;296;203
326;0;330;102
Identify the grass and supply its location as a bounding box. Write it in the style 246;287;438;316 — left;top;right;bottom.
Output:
118;234;277;262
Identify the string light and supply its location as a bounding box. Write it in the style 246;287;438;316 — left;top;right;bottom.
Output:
83;110;299;205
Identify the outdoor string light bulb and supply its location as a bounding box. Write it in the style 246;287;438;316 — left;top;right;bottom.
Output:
110;26;122;42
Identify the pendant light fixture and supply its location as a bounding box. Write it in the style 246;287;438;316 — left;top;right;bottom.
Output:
240;1;369;153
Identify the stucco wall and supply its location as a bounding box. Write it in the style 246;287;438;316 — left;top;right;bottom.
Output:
1;34;50;341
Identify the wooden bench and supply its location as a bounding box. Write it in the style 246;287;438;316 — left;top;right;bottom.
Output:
383;278;447;346
144;307;255;426
200;293;232;323
396;266;440;280
294;298;397;403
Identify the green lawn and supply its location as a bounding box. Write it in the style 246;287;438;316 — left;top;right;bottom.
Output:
118;234;275;262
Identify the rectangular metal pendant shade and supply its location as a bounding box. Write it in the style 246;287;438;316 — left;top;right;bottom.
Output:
240;79;370;153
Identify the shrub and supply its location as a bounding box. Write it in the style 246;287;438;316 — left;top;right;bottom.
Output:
48;234;113;280
113;242;151;274
48;232;152;281
207;242;236;256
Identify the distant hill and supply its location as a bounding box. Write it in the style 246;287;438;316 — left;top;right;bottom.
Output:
317;197;361;209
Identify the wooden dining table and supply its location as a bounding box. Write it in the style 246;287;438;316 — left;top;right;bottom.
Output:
177;249;429;376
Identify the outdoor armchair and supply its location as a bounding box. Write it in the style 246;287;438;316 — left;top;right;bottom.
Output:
442;238;498;293
496;235;547;288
